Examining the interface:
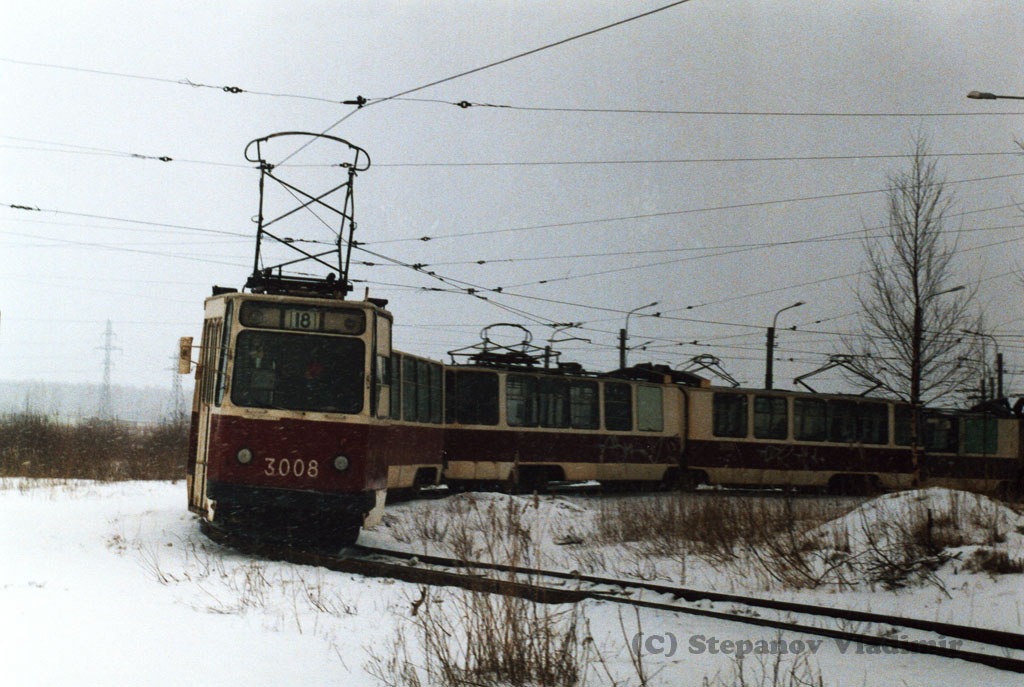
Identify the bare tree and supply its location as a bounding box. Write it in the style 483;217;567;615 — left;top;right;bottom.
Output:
843;135;980;406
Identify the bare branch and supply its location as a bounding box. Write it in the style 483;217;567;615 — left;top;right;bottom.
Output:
844;134;980;406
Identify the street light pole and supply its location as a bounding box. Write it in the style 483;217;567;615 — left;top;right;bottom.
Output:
619;301;659;369
765;301;804;390
961;328;1003;401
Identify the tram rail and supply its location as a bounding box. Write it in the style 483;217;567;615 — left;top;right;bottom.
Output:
202;524;1024;674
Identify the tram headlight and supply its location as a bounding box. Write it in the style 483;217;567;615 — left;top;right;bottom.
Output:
332;455;350;472
236;448;254;465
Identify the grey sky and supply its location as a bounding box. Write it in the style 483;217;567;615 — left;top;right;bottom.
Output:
1;1;1021;396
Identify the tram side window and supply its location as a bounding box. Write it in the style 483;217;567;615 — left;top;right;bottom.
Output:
753;396;787;439
214;302;233;406
199;319;220;406
894;405;913;445
827;400;859;443
402;357;443;423
538;378;570;428
390;354;402;419
570;381;599;430
402;357;417;422
794;398;826;441
963;416;998;454
416;359;431;422
373;353;391;418
712;393;747;438
924;414;957;453
636;386;663;432
604;382;633;431
445;370;499;425
507;375;538;427
859;403;888;444
429;363;443;423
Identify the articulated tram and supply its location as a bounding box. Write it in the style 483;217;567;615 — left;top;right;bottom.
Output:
183;287;1023;548
183;131;1023;548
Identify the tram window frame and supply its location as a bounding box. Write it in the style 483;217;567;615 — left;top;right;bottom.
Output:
402;356;417;422
213;302;233;406
507;374;538;427
538;378;570;428
794;398;827;442
229;330;365;414
924;413;957;453
753;395;788;439
636;385;663;432
199;319;219;406
604;382;633;432
859;403;889;445
390;353;402;419
827;400;859;443
429;362;443;424
712;393;748;438
375;353;391;418
400;357;442;424
416;359;431;422
569;381;599;430
445;370;499;426
963;415;998;454
894;405;913;446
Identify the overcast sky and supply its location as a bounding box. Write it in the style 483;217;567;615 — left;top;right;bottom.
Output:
1;1;1022;399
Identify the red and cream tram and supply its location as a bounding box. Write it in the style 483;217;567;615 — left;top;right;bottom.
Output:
182;131;1023;549
185;288;407;547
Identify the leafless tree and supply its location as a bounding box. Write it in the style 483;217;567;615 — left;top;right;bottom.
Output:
843;135;980;406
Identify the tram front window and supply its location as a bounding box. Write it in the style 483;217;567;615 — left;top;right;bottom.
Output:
231;330;364;413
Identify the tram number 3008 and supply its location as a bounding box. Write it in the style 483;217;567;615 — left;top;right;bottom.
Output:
264;458;319;478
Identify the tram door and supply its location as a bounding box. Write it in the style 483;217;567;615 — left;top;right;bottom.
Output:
187;304;231;516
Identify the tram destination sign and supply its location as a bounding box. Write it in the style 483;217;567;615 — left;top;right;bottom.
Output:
239;300;366;335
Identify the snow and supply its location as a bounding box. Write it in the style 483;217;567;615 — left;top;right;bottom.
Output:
2;479;1022;686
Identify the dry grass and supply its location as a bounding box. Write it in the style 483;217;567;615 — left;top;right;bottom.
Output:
367;494;599;687
594;494;851;563
590;488;1024;592
0;412;186;482
701;634;826;687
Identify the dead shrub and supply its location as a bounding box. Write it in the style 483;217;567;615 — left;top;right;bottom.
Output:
0;412;186;481
965;548;1024;576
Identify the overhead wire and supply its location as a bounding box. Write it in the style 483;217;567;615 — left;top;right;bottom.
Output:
8;55;1024;121
0;57;349;105
364;173;1024;246
387;95;1024;118
1;202;251;239
277;0;697;164
10;134;1020;170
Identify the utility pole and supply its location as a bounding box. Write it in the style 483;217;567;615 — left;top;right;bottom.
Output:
97;320;121;420
962;328;1004;401
765;301;804;390
619;301;659;369
170;352;186;422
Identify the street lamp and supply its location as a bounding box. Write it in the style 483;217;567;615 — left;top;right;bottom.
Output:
619;301;659;369
967;90;1024;101
765;301;804;390
961;328;1004;401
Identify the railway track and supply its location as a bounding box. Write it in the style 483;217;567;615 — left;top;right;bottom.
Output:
202;524;1024;674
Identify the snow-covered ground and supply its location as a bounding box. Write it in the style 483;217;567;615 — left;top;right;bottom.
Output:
2;479;1022;686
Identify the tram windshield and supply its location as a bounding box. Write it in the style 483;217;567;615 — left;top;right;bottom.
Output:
231;330;364;413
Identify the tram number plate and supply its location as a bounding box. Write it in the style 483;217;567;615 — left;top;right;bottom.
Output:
264;458;319;479
284;309;322;331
